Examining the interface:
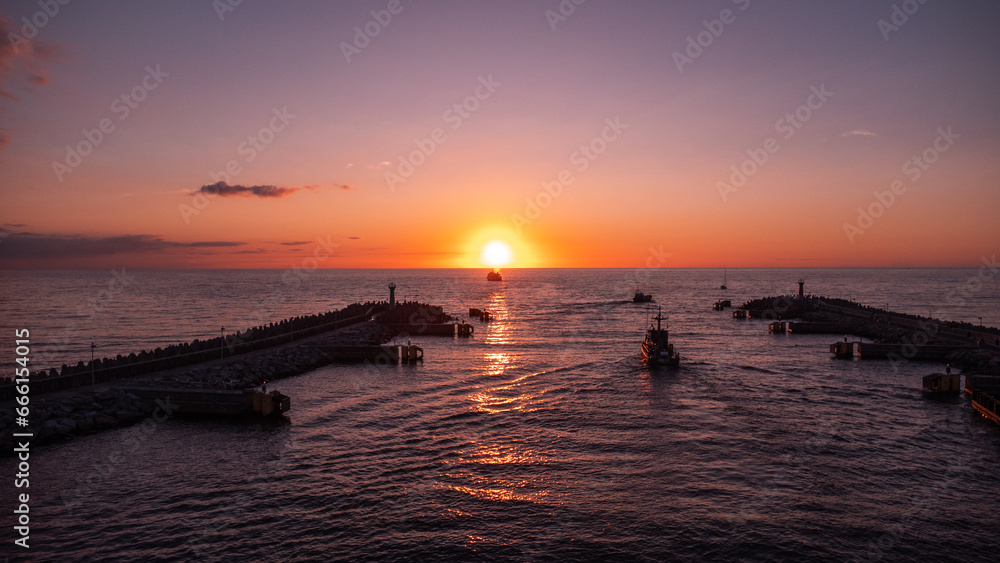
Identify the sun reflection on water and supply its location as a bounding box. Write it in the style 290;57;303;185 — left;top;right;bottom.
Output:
483;289;512;346
438;284;568;525
441;473;550;503
460;442;548;466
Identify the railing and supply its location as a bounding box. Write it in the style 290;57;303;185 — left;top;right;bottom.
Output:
971;389;1000;424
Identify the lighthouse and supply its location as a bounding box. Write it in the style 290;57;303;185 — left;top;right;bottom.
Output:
388;282;396;309
798;279;805;299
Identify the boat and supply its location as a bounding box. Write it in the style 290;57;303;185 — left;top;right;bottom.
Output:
720;268;728;290
487;269;502;281
641;308;680;367
633;291;653;303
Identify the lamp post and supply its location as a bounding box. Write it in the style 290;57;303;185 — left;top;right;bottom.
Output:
979;317;983;327
220;327;225;360
91;343;96;386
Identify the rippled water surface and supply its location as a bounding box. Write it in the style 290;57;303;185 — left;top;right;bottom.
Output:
2;268;999;561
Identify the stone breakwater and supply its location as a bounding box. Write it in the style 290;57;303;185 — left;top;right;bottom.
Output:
0;321;393;454
740;295;1000;373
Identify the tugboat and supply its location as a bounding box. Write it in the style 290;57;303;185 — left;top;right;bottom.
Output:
641;308;680;367
633;290;653;303
487;269;502;281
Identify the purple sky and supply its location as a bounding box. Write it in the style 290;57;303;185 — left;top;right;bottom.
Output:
1;0;998;268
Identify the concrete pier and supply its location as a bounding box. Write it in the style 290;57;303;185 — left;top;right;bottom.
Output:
123;386;290;416
789;322;858;334
857;343;976;361
737;294;1000;373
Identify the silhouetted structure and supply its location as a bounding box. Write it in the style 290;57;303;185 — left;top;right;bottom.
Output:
642;308;680;367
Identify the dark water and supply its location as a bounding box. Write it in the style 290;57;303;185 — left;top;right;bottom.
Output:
2;268;999;561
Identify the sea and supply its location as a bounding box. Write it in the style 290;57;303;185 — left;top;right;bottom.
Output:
1;268;999;562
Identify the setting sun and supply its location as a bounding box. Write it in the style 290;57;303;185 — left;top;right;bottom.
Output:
480;241;514;267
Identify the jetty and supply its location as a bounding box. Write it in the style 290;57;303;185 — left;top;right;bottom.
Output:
966;373;1000;425
0;287;450;451
122;385;291;417
742;285;1000;427
736;292;1000;373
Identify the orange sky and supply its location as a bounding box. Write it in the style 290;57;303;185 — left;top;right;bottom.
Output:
1;2;998;269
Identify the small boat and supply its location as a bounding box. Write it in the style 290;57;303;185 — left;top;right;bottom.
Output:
641;308;680;367
487;269;502;281
720;268;728;290
633;291;653;303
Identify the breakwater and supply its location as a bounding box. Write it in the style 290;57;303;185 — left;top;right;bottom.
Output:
739;295;1000;372
0;301;448;452
0;301;393;400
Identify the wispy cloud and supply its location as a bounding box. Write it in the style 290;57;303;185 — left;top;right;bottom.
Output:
194;181;353;198
840;129;878;138
196;182;297;198
280;241;312;246
0;230;244;260
0;14;62;148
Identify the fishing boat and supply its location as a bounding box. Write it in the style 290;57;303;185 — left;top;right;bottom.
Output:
487;269;502;281
633;291;653;303
641;308;680;367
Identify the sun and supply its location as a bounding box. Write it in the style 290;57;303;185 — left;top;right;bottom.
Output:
480;240;513;267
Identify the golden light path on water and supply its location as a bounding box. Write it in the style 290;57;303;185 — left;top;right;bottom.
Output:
444;285;563;517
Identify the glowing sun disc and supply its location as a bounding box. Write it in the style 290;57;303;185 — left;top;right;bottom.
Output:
480;241;513;267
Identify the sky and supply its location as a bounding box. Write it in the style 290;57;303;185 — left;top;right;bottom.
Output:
0;0;998;269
